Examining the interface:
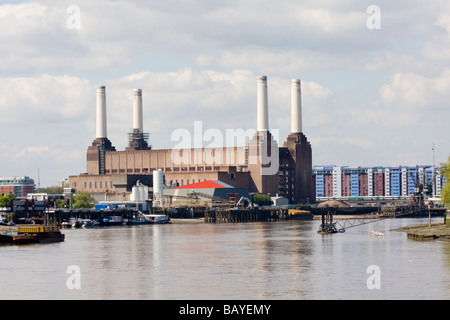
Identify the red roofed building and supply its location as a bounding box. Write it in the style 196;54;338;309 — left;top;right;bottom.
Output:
165;180;250;206
173;180;233;189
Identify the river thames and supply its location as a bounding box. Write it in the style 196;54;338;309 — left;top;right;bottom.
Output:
1;217;449;300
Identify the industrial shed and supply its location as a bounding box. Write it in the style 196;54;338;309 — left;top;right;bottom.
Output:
163;180;250;207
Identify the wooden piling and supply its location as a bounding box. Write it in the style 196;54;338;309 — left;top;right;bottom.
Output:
204;208;289;223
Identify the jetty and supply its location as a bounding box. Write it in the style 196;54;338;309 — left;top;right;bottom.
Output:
205;208;288;223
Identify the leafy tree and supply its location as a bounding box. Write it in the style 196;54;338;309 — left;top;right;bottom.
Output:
0;194;13;208
440;156;450;208
71;191;97;209
252;193;273;206
56;199;69;208
36;186;64;194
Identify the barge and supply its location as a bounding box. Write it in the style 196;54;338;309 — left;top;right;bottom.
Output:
0;233;13;243
12;226;65;244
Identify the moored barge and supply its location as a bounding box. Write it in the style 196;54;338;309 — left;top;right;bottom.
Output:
12;226;65;244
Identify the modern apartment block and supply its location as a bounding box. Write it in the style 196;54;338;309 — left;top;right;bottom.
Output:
0;176;35;198
313;165;445;200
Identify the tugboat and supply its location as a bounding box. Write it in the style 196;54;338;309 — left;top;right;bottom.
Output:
12;226;65;244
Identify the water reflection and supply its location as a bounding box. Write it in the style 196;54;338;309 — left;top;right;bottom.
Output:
1;218;449;299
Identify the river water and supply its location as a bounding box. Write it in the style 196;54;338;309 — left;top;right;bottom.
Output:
1;217;449;300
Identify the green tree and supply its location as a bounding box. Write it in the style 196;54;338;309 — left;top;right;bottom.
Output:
56;199;69;208
36;186;64;194
71;191;97;209
252;193;273;206
0;193;15;208
440;156;450;208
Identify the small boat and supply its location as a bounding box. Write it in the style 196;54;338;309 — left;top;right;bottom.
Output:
126;216;149;225
100;216;124;226
369;231;385;238
62;221;72;228
62;218;82;229
82;219;100;228
73;219;83;228
143;214;170;224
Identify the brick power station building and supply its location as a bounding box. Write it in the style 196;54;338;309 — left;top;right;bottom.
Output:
69;76;314;204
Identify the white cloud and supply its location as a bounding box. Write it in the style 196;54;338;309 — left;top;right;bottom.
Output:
380;69;450;111
1;0;450;186
0;74;92;125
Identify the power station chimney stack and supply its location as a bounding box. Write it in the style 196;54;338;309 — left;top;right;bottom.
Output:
257;76;269;132
127;89;150;151
291;79;302;134
283;78;314;204
133;89;144;133
96;86;107;139
88;85;115;175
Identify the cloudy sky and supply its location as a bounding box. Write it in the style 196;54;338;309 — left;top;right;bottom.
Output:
1;0;449;188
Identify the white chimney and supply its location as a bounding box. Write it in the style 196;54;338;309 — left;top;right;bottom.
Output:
133;89;143;133
96;86;107;139
257;76;269;132
291;79;302;133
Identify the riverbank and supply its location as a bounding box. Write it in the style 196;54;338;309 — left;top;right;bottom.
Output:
170;218;205;224
393;222;450;241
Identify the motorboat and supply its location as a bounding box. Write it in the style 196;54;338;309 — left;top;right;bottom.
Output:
73;219;83;228
126;215;149;225
82;219;100;228
143;214;170;224
100;216;124;226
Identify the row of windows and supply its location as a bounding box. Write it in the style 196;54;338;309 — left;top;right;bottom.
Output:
72;181;110;190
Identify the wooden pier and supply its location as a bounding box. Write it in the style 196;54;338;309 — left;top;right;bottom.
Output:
204;208;289;223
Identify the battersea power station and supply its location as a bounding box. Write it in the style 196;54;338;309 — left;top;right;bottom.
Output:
69;76;314;204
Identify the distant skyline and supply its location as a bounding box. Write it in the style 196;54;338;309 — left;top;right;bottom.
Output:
1;0;449;187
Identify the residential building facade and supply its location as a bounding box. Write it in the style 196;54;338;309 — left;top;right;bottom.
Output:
0;176;35;198
313;165;445;200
